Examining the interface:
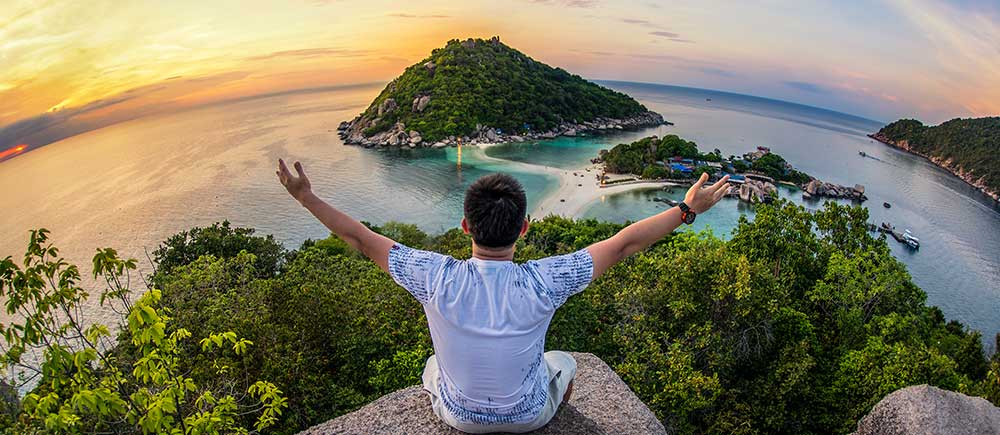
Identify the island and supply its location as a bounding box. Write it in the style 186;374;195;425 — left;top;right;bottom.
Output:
870;117;999;202
594;135;865;203
337;37;665;148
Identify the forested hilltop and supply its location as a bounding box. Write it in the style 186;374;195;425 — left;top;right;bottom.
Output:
871;117;999;201
3;202;999;434
337;37;663;147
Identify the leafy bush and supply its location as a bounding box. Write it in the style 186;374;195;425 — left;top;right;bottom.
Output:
150;220;286;286
0;230;286;434
751;153;812;184
641;165;670;179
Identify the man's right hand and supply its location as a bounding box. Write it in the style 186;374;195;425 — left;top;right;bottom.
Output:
684;172;730;213
276;159;313;202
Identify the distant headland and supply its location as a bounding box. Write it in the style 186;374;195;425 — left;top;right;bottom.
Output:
870;117;999;202
337;37;666;148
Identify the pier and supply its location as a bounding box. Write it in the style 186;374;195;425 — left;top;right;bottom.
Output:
869;222;920;249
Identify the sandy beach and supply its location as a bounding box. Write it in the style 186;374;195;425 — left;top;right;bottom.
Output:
467;145;683;217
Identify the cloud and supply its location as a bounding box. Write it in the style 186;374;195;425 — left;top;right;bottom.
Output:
621;18;656;27
245;47;371;61
0;71;252;151
649;30;680;38
783;80;831;94
689;66;738;78
525;0;599;8
649;31;694;43
386;13;450;18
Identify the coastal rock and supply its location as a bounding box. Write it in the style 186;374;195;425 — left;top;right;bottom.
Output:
853;385;1000;435
296;353;669;435
803;178;867;201
339;105;666;149
432;141;447;149
412;95;431;113
738;179;777;204
377;98;398;117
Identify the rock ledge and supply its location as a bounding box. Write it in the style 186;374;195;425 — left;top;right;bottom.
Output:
853;384;1000;435
297;352;668;435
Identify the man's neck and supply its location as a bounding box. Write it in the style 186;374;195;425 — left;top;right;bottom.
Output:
471;244;515;261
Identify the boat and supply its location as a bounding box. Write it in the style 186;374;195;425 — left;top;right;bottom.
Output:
900;229;920;249
883;202;891;208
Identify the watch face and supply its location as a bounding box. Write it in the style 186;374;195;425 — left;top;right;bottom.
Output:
683;211;696;224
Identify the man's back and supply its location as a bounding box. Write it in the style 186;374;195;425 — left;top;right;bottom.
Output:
388;244;593;424
277;162;729;432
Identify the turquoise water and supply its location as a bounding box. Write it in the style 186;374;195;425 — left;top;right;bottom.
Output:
1;81;997;350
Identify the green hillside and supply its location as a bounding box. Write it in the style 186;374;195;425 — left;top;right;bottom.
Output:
339;37;660;145
873;117;999;199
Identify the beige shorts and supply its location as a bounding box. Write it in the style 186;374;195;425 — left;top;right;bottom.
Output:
421;351;577;434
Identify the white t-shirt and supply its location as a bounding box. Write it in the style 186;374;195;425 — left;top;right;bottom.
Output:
387;243;594;425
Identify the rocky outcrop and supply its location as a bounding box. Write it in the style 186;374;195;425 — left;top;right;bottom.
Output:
338;111;666;149
297;352;669;435
729;179;778;204
412;95;432;113
802;179;867;201
853;385;1000;435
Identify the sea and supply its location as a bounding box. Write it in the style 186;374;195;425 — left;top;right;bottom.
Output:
2;81;998;351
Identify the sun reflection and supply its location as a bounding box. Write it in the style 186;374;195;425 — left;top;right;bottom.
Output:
0;144;29;160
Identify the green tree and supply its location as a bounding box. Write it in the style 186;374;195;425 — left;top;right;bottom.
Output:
0;229;285;434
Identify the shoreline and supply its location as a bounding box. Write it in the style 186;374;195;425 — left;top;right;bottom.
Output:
338;111;667;149
466;146;683;217
869;133;999;202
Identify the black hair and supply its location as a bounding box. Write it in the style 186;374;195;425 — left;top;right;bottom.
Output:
464;173;527;248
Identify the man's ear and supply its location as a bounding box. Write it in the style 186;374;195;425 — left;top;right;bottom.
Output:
461;218;470;234
520;218;529;236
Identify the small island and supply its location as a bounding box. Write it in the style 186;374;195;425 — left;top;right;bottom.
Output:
594;135;866;203
338;37;665;148
870;117;999;202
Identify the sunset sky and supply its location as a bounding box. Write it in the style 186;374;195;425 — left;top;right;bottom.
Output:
2;0;998;151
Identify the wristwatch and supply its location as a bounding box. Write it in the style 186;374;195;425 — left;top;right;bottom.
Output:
678;202;696;224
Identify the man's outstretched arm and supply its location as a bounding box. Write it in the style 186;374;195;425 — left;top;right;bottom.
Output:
276;159;395;272
586;172;730;279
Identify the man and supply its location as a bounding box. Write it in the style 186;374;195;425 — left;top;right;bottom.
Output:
276;159;729;433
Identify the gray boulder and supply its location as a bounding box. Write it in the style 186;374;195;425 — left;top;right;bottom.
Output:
378;98;398;117
853;384;1000;435
413;95;432;113
298;352;668;435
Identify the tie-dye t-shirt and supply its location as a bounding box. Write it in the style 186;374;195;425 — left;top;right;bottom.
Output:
387;244;593;425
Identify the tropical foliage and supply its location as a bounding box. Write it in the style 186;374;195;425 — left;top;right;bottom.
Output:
3;203;998;434
359;37;650;141
876;117;1000;196
602;135;703;175
0;230;286;434
751;153;812;184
